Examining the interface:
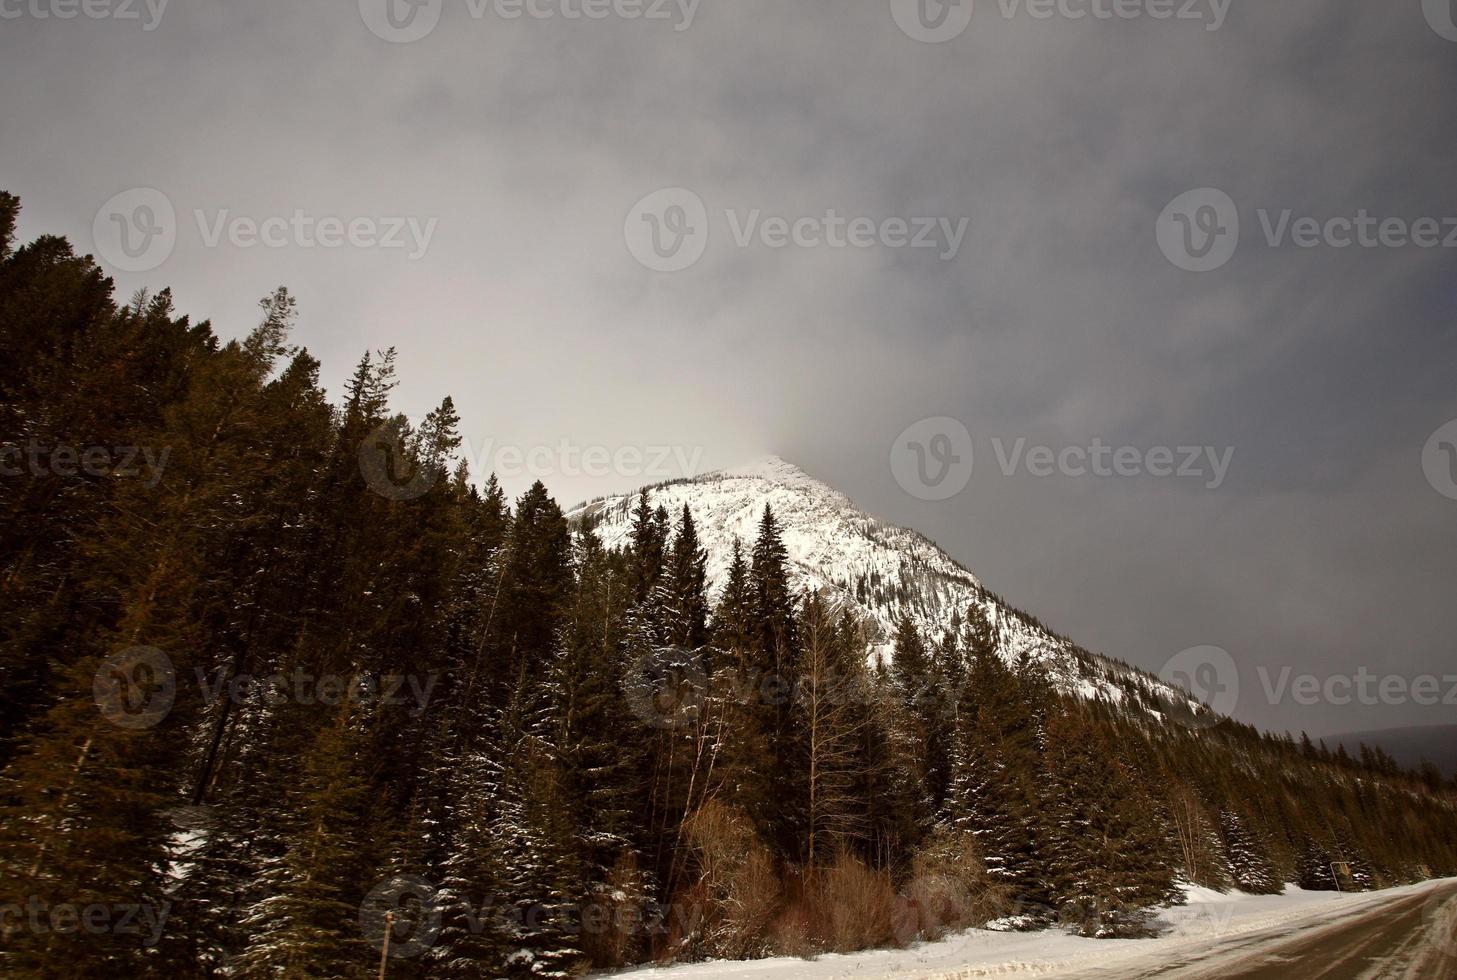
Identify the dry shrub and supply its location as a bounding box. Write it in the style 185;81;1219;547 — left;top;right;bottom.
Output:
722;846;783;957
808;852;898;953
683;798;759;882
672;800;782;961
768;879;816;960
902;826;1012;941
674;805;978;962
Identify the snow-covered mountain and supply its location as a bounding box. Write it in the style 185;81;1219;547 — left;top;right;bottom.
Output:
568;456;1200;716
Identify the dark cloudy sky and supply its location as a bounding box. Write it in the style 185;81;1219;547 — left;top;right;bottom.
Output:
3;0;1455;738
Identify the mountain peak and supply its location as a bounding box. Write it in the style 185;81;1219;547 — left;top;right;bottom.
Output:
714;455;837;495
721;454;802;479
567;453;1193;715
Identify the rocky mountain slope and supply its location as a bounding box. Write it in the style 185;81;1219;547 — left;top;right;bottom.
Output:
568;456;1203;718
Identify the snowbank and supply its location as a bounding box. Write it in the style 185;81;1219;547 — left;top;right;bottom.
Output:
604;879;1456;980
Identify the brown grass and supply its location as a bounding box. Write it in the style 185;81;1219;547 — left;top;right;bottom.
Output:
668;808;1010;963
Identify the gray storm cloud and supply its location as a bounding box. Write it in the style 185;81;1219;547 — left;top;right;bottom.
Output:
2;0;1454;737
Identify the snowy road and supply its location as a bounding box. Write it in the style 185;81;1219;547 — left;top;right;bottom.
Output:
608;879;1457;980
1088;880;1457;978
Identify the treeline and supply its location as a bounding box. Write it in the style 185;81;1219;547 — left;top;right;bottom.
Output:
1;191;1455;978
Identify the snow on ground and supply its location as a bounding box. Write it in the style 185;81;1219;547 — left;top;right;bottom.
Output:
605;879;1457;980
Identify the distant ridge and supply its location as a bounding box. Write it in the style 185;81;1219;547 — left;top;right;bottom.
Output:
1328;725;1457;778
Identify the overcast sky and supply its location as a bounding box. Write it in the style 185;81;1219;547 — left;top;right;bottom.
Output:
3;0;1455;738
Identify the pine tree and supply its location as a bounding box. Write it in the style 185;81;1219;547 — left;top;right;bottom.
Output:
794;594;869;864
712;538;754;670
1040;707;1176;937
1219;809;1280;894
944;628;1049;914
494;482;574;692
665;505;711;652
493;673;587;979
749;506;798;675
235;702;377;978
